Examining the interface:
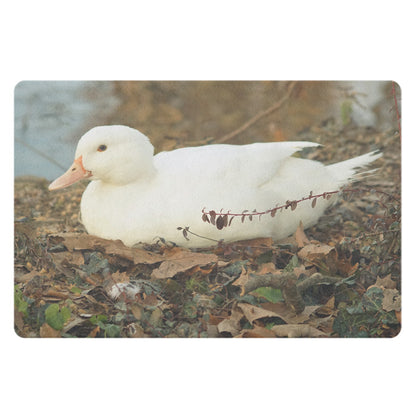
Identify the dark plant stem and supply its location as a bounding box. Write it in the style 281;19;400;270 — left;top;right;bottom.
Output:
202;187;399;221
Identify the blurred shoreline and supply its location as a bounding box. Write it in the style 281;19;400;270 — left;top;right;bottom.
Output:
14;81;398;180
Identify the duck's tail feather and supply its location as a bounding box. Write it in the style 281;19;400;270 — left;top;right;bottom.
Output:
327;151;382;186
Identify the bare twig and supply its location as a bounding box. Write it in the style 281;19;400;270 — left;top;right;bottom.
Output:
202;186;399;230
16;137;68;171
202;189;340;226
242;272;296;294
216;81;298;144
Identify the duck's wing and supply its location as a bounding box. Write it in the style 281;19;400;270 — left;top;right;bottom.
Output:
155;141;321;188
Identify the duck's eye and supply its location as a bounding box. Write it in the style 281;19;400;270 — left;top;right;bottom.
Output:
97;145;107;152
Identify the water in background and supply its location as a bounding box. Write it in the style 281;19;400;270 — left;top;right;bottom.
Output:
14;81;121;180
14;81;397;180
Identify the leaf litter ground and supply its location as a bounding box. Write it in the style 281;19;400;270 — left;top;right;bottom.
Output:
14;124;401;338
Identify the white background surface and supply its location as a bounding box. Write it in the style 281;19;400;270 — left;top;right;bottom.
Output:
2;1;413;415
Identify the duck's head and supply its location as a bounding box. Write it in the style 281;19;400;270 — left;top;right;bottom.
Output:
49;125;155;190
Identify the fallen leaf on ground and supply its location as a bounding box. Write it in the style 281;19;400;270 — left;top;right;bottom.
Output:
51;250;85;267
15;269;42;284
88;326;101;338
237;325;277;338
50;233;165;264
309;315;334;334
257;262;278;274
217;305;244;336
237;302;281;324
206;324;219;337
232;267;250;294
298;243;334;262
315;296;336;316
294;221;310;248
271;324;327;338
141;293;161;307
39;323;61;338
151;247;218;279
232;237;273;256
382;289;401;312
261;302;320;324
292;264;309;278
326;249;358;277
373;274;397;290
234;237;273;248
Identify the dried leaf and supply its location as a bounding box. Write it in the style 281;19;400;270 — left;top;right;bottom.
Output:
237;302;281;324
51;250;85;267
217;305;244;336
312;198;317;208
232;267;250;294
209;210;216;225
39;323;61;338
88;326;101;338
232;237;273;257
202;213;209;223
217;318;240;336
49;233;164;265
130;305;143;320
151;247;218;279
382;289;401;312
182;228;189;240
261;303;320;324
294;221;310;248
290;201;297;211
336;257;359;277
315;296;336;316
298;243;335;262
270;208;277;218
373;275;397;290
257;262;278;274
271;324;327;338
216;216;225;230
141;293;161;307
15;269;42;284
237;325;276;338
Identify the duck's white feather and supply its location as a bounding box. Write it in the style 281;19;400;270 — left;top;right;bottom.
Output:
56;125;381;248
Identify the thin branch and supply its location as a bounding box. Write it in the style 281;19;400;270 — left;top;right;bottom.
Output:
215;81;298;144
202;189;340;220
202;187;400;229
16;137;68;171
177;226;222;243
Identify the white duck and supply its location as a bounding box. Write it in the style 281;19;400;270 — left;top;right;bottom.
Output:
49;125;381;248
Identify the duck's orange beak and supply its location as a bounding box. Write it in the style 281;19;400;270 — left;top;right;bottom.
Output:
48;156;92;191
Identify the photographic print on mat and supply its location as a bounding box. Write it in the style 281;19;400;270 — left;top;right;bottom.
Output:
14;81;401;338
